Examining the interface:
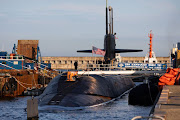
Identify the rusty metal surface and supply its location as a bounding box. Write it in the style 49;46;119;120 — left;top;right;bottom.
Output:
0;69;52;97
17;40;39;61
0;69;33;76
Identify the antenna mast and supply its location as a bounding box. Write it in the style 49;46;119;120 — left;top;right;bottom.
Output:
106;0;108;35
148;30;153;58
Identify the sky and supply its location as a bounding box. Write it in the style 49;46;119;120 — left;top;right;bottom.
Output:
0;0;180;57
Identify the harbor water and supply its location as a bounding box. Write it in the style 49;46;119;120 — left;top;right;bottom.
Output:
0;84;152;120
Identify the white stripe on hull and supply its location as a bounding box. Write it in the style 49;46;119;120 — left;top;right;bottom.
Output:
78;70;166;75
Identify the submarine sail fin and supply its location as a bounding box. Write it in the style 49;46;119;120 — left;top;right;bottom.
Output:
115;49;143;53
77;49;105;53
77;50;92;53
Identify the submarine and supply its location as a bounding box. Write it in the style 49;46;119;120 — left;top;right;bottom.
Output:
38;1;135;108
38;72;134;108
77;1;142;63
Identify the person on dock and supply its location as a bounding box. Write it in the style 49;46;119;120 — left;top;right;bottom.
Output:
74;61;78;70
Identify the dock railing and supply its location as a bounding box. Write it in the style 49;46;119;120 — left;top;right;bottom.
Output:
0;55;24;60
85;63;121;71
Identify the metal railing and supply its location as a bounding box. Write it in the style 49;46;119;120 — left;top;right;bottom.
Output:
84;64;121;71
78;63;171;71
77;63;128;71
0;56;24;60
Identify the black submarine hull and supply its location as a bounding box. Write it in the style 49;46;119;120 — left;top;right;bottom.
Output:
38;74;134;107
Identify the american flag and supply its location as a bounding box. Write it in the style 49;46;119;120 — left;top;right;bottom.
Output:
92;46;106;56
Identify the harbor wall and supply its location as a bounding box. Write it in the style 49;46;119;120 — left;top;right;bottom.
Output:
41;56;170;70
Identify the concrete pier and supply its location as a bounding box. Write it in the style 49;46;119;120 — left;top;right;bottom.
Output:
152;85;180;120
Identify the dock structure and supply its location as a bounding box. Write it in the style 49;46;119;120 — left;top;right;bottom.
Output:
42;56;170;70
152;85;180;120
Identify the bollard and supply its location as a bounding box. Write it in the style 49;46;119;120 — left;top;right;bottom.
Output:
143;77;149;84
27;97;39;120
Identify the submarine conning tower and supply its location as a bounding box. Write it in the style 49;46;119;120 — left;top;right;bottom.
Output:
76;0;143;63
104;2;116;62
104;34;115;62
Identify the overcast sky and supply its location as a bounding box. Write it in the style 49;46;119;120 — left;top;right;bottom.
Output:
0;0;180;57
